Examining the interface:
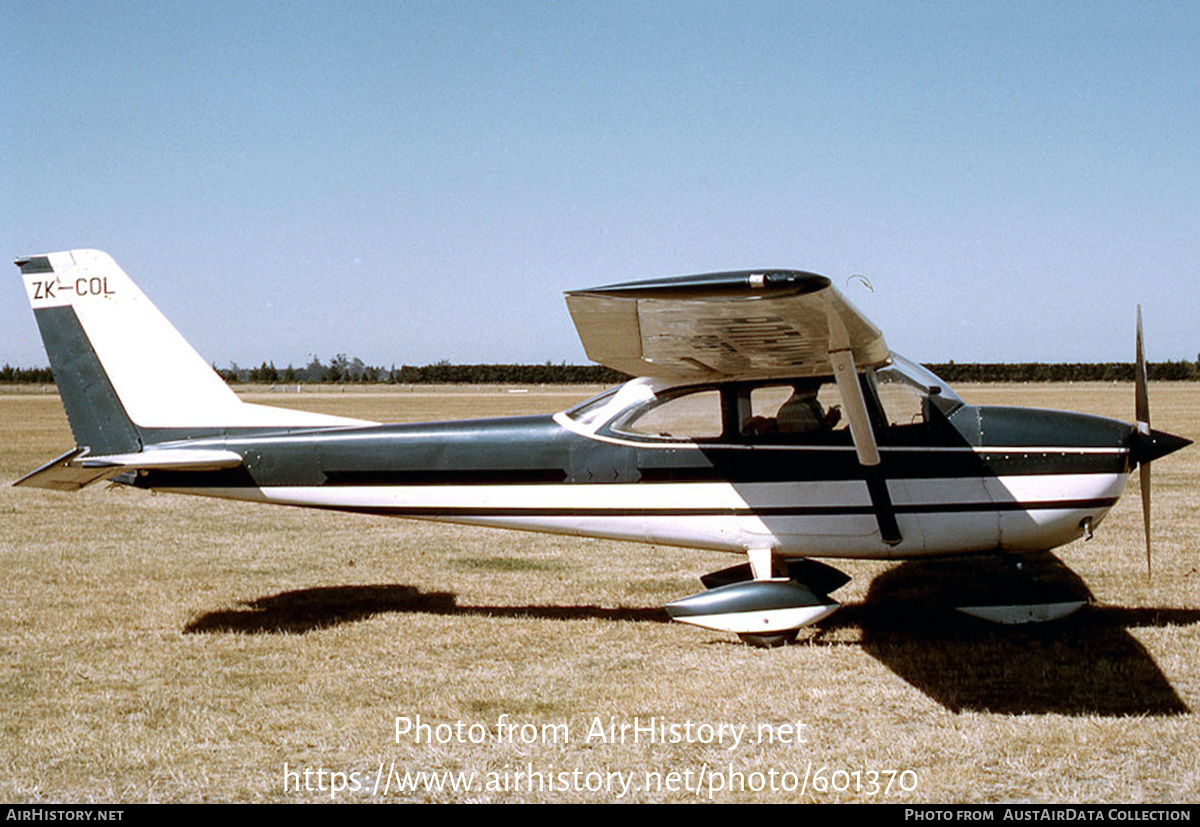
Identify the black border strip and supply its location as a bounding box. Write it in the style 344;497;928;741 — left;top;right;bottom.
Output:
250;497;1121;519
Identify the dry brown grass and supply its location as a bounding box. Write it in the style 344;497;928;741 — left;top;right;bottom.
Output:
1;383;1198;803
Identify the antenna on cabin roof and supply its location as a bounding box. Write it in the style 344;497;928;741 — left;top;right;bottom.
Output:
847;274;874;293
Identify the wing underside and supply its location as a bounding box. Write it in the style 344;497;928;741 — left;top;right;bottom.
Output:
565;270;888;380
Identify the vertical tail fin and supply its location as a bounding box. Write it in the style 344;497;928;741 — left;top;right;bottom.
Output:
19;251;154;454
17;250;368;457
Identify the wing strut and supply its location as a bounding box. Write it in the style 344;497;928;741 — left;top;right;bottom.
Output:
829;313;902;546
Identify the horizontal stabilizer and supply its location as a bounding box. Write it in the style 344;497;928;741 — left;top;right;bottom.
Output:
15;447;244;491
14;449;107;491
79;448;244;470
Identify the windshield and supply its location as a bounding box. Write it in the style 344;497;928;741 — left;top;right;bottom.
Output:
563;387;620;427
867;354;963;429
879;354;962;405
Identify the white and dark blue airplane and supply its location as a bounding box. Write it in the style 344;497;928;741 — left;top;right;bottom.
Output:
15;250;1191;646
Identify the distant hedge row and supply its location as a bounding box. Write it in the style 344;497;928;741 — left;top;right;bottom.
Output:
387;363;630;385
925;361;1200;382
0;364;54;383
212;361;632;385
3;360;1198;385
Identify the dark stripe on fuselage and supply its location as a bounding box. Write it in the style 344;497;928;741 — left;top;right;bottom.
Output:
137;446;1126;490
322;468;570;486
140;444;1123;489
636;448;1125;483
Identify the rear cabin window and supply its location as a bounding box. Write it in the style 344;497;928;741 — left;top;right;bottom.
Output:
614;389;723;440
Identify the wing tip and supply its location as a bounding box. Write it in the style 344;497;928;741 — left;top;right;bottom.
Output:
567;269;831;299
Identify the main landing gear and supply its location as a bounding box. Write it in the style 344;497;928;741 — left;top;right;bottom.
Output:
665;551;1091;647
665;552;851;648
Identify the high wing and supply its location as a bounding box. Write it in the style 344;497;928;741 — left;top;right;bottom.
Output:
565;270;889;380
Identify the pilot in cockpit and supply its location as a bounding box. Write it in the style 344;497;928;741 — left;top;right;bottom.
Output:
744;381;842;436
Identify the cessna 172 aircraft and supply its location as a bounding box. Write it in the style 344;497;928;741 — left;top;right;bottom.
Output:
15;250;1191;646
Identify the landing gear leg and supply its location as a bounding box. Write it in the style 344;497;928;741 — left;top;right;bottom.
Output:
740;548;799;647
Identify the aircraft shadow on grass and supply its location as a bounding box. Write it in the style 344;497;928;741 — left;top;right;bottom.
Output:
183;553;1197;717
181;584;667;636
820;554;1196;716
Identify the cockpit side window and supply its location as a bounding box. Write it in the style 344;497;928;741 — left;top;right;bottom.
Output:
739;382;847;441
602;379;860;444
870;369;928;428
587;359;962;447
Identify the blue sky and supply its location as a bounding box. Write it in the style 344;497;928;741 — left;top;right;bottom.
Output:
3;1;1197;370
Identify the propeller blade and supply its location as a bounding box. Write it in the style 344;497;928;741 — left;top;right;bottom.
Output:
1140;461;1152;577
1135;306;1149;432
1129;307;1191;577
1136;305;1153;577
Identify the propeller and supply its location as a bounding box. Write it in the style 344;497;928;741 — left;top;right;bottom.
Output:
1130;306;1193;576
1135;306;1152;576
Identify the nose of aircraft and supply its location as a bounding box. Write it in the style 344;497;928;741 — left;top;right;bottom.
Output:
1129;306;1193;468
1129;426;1193;467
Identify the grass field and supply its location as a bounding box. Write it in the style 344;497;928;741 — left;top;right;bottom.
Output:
1;383;1198;803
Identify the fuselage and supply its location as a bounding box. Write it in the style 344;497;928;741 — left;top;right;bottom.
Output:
133;363;1139;562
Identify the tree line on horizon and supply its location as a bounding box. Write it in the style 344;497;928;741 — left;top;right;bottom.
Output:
925;360;1200;382
3;356;1200;385
210;355;632;385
